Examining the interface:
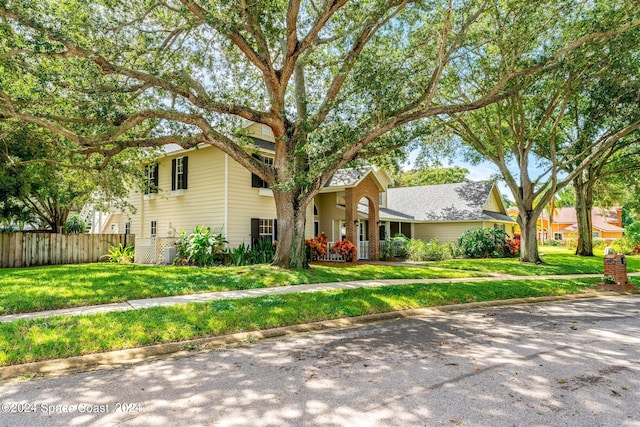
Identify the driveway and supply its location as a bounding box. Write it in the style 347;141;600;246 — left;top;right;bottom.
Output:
1;295;639;426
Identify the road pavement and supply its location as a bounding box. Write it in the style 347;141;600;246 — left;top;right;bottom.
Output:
1;295;639;426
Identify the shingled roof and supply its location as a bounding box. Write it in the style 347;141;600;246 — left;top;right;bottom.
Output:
325;166;374;188
385;181;514;223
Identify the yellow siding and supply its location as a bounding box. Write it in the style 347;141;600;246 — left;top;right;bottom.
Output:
226;155;277;246
314;193;346;242
245;123;275;142
483;185;503;212
413;223;478;242
129;147;227;238
103;189;141;236
414;221;515;242
101;213;124;234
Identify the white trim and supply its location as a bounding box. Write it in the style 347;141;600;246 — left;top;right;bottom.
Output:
170;189;186;197
224;153;229;238
258;188;274;197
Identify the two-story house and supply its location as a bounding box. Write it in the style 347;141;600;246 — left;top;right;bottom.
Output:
102;123;515;263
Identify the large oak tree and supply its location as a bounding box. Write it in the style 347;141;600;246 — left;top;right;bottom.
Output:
1;0;637;267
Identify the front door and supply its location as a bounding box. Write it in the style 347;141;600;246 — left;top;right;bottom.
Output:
358;220;369;260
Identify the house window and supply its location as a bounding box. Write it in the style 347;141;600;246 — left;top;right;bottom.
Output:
171;156;188;191
261;124;273;137
251;154;273;188
494;223;505;232
144;164;159;194
592;231;600;238
260;219;274;241
125;222;131;235
251;218;277;244
554;232;562;240
150;220;157;237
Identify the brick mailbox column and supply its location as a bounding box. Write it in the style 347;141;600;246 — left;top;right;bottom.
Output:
603;254;628;285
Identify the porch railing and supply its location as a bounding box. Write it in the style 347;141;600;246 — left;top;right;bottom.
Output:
314;241;343;262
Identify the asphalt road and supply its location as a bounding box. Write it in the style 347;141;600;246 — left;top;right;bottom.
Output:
1;295;639;427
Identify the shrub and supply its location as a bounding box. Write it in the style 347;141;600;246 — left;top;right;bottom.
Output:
608;237;640;255
250;238;277;264
380;239;394;259
546;239;562;247
228;239;277;266
228;242;251;266
446;241;464;258
104;243;134;264
390;234;409;258
592;237;606;250
64;214;87;234
306;232;328;260
624;222;640;246
405;239;451;261
457;228;512;258
331;240;357;262
175;226;228;266
506;233;521;256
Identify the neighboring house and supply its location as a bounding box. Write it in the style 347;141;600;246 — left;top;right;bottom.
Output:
102;123;515;262
551;207;624;242
507;206;624;243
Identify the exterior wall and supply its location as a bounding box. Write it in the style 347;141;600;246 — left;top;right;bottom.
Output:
314;193;345;242
600;231;623;241
133;147;226;239
245;122;275;142
345;174;380;260
104;188;143;237
101;213;126;234
108;143;322;249
483;187;503;212
413;221;513;243
225;154;277;246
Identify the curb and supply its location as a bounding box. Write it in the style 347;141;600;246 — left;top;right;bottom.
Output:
2;290;639;383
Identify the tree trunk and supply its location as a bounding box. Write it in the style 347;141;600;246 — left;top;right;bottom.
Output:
519;210;542;263
574;178;594;256
272;190;309;269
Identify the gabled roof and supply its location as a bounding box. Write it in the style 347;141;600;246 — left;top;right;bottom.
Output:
385;181;514;223
560;213;624;233
323;166;388;191
552;207;623;232
158;136;275;158
325;166;373;187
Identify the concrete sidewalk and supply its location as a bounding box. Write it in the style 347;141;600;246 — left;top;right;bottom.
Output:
2;271;638;323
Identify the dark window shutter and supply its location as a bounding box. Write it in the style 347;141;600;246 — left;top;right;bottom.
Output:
153;164;159;190
274;219;278;241
251;218;260;246
252;173;262;188
171;159;177;191
182;156;188;189
144;166;150;195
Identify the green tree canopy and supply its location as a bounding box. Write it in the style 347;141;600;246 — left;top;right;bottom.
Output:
393;166;469;187
0;120;145;232
1;0;638;267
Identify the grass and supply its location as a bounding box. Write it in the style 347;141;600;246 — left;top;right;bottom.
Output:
1;276;628;366
0;263;483;315
431;247;640;276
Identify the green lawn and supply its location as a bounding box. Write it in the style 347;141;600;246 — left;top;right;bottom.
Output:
431;247;640;276
0;277;616;366
0;263;482;315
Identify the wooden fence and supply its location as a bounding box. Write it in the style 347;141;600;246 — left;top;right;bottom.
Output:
0;233;135;268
